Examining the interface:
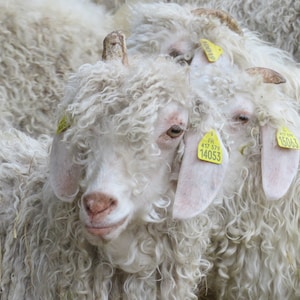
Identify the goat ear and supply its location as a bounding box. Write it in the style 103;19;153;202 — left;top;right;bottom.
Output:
49;134;82;202
173;130;229;219
261;125;299;200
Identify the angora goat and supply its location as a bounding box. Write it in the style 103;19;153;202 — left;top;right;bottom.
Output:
122;2;300;102
0;32;231;299
106;0;300;62
169;0;300;62
0;0;112;137
115;4;300;297
188;52;300;299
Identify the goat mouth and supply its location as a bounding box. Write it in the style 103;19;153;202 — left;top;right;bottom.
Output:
85;217;127;237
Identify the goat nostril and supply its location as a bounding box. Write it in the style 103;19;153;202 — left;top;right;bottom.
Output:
83;198;94;214
83;192;117;216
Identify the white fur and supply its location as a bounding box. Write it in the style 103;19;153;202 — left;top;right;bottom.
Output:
190;62;300;299
99;41;300;298
172;0;300;62
103;0;300;62
108;2;300;298
123;2;300;103
0;56;225;299
0;0;113;136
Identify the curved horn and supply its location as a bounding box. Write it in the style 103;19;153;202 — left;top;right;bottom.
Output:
191;8;243;36
246;67;286;84
102;30;128;65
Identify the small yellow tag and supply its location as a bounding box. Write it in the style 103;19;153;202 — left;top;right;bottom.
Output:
56;114;71;134
198;130;223;164
199;39;223;62
276;127;300;150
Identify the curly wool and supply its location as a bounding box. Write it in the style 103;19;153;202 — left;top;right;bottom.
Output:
195;68;300;299
2;188;211;299
0;58;220;299
105;4;300;297
106;0;300;62
171;0;300;62
204;163;300;299
0;0;113;137
123;2;300;102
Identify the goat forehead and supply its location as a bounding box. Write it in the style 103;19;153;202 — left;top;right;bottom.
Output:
131;2;190;26
85;104;189;166
161;32;194;53
154;102;188;130
89;133;158;163
223;93;254;117
79;103;187;163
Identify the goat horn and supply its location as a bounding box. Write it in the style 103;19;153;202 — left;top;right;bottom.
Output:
191;8;243;36
102;30;128;66
246;67;286;84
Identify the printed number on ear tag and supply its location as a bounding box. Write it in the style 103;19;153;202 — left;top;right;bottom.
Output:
198;130;223;164
56;115;71;134
199;39;223;62
276;127;300;150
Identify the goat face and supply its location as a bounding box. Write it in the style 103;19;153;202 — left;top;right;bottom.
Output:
213;77;300;201
50;101;189;241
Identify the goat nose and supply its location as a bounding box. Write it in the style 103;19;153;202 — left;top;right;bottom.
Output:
83;192;117;216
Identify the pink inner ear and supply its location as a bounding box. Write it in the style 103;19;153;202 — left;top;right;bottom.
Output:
261;125;299;200
49;134;82;202
173;130;228;220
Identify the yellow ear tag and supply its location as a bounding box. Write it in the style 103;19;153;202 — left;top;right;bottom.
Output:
200;39;223;62
276;127;300;150
198;130;223;164
56;114;71;134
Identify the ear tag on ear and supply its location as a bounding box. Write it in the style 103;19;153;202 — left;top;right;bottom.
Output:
199;39;223;62
56;114;71;134
198;130;223;164
276;127;300;150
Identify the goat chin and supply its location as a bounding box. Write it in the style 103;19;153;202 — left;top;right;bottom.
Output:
84;216;129;242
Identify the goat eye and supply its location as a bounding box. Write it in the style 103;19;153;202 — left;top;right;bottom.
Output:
174;53;193;66
234;114;249;124
169;49;182;58
166;125;184;138
169;49;193;66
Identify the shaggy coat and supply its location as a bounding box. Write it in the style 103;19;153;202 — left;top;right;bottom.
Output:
0;0;112;136
103;0;300;61
191;65;300;300
123;2;300;102
0;57;227;299
172;0;300;62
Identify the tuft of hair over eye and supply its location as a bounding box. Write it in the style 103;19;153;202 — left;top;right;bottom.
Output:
166;125;185;138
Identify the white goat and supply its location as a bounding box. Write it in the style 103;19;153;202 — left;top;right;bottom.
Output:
186;51;300;299
107;4;300;297
122;2;300;103
112;3;300;297
0;33;231;299
105;0;300;62
0;0;112;136
168;0;300;62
